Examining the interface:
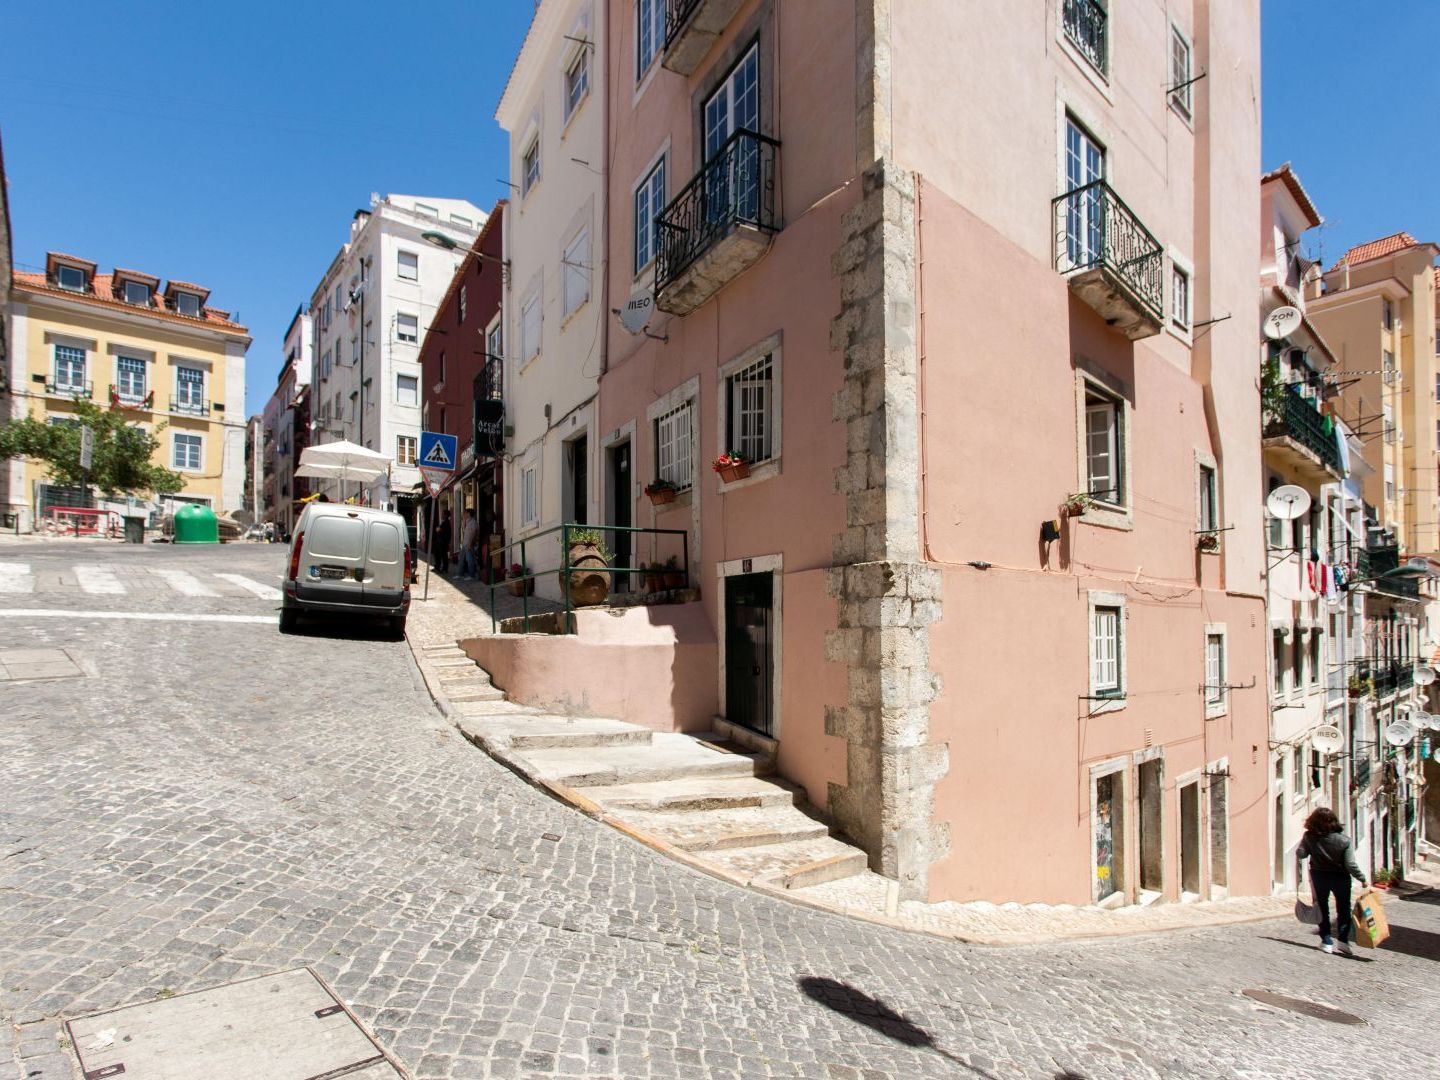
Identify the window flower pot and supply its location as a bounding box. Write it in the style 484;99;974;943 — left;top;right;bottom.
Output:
644;571;666;593
1197;534;1219;552
663;570;687;590
506;578;534;598
717;462;750;483
647;487;677;505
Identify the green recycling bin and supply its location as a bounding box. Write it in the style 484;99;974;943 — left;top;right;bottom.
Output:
173;503;219;544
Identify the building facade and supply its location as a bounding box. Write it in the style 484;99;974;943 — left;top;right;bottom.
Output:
259;307;314;536
4;252;249;528
579;0;1269;905
305;195;483;535
496;0;606;590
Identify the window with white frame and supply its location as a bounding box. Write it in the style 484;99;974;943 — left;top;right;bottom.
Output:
1383;403;1395;444
397;312;419;343
1170;26;1193;118
116;356;146;401
522;465;538;526
725;354;774;465
520;289;541;362
1084;386;1124;505
55;264;88;292
1198;462;1217;533
636;0;662;79
655;401;693;490
174;291;202;317
175;366;204;411
1385;463;1395;503
1383;299;1394;331
397;250;419;281
173;433;202;471
564;45;589;121
396;374;418;407
1272;629;1286;695
458;285;467;324
1309;629;1321;686
634;157;666;274
415;203;439;219
522;137;541;196
1172;264;1191;329
53;344;86;389
1206;632;1225;707
122;280;151;306
487;320;503;362
562;228;590;317
1091;605;1123;697
396;434;417;466
321;348;331;380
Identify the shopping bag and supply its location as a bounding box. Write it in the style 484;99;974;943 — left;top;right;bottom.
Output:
1352;887;1390;948
1294;897;1321;925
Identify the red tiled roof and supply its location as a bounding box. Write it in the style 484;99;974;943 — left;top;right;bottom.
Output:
1335;232;1419;269
1261;163;1321;229
165;279;208;293
112;267;159;285
12;270;248;334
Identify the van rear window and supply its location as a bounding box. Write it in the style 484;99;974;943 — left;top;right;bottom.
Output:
309;516;366;560
367;521;402;564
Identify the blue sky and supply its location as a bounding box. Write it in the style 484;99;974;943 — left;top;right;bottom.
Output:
1;2;1436;416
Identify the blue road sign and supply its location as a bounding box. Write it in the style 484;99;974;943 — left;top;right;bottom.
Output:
418;431;458;472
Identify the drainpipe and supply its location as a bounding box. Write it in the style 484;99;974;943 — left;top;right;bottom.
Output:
599;0;610;380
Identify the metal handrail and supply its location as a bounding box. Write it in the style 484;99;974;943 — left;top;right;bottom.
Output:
655;128;780;295
45;379;93;398
1051;179;1164;319
1062;0;1108;74
483;522;691;634
170;396;210;415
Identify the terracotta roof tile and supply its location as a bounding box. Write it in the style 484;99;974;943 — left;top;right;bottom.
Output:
13;270;247;334
1260;162;1321;229
1335;232;1419;269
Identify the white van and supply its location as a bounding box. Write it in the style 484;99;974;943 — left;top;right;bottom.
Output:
281;503;411;635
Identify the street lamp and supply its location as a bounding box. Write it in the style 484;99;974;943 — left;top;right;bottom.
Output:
420;231;511;284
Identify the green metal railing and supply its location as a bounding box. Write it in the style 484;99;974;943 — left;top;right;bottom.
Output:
1264;384;1343;475
484;522;690;634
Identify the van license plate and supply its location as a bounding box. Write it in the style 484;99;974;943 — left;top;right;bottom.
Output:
318;566;346;580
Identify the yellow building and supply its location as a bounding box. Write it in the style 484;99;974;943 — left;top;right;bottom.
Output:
3;252;249;529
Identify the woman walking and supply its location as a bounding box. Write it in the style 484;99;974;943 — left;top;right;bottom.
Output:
1297;807;1367;955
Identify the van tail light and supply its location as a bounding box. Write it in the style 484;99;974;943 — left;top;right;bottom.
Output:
403;544;412;587
288;531;305;581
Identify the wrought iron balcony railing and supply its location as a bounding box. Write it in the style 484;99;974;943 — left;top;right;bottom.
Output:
1052;179;1164;322
170;396;210;416
1365;543;1421;598
1062;0;1109;75
1263;384;1344;475
45;379;93;399
655;129;780;298
1354;756;1371;789
664;0;703;51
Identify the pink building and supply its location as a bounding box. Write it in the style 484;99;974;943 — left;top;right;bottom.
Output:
586;0;1268;905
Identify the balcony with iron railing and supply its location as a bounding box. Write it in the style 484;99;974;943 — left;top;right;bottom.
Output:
662;0;746;76
1365;544;1421;599
1052;180;1163;339
1354;755;1372;790
655;129;780;317
170;396;210;417
1062;0;1109;76
44;379;93;400
1263;384;1344;480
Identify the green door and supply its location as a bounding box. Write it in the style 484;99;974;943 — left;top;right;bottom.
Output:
725;572;773;736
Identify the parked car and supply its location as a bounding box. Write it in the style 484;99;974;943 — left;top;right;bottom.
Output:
281;503;411;636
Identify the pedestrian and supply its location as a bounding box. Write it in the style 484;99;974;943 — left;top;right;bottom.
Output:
459;510;480;580
433;510;452;576
1297;806;1367;956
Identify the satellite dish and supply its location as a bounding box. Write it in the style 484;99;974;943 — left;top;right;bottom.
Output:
1405;557;1431;575
1414;665;1437;687
1428;714;1440;732
1264;306;1303;341
1384;720;1415;746
1266;485;1312;521
1311;725;1344;754
617;292;655;334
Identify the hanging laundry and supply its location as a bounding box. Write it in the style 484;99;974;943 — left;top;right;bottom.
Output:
1306;560;1317;594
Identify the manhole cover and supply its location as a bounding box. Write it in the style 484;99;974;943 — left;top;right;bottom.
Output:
1242;989;1365;1025
66;967;405;1079
0;647;84;681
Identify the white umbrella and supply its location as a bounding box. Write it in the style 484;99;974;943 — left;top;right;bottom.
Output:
296;461;385;481
299;440;391;481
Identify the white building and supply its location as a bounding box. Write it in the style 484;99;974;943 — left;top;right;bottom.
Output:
496;0;607;587
306;195;483;524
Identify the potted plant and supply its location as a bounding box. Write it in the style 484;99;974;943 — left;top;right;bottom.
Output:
713;452;750;483
505;562;533;597
643;561;666;593
1061;493;1093;518
644;478;678;505
566;528;612;607
1372;867;1392;889
1197;532;1220;552
662;555;686;590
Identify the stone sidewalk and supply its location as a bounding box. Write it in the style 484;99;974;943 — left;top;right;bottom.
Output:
405;572;1300;946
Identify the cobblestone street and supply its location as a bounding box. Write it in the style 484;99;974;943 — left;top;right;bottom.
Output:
3;543;1440;1079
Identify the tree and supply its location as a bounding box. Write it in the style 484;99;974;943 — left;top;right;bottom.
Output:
0;401;184;497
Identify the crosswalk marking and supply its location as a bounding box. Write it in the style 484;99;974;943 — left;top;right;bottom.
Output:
214;573;282;601
153;568;219;597
0;562;32;594
74;565;126;595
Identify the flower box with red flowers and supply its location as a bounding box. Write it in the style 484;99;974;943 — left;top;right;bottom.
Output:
713;453;750;483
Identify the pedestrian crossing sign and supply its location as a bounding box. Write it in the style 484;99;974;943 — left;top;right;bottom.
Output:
418;431;458;472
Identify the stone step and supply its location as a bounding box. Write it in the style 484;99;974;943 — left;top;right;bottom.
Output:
428;656;478;670
443;683;506;703
459;714;653;752
518;733;770;789
436;665;491;683
615;803;829;852
578;775;799;813
452;697;542;716
705;835;869;887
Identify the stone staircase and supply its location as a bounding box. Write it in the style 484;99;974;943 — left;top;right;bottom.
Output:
418;641;870;892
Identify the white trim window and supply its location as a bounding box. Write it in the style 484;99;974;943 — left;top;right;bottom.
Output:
396;374;419;407
175;366;205;412
487;319;503;362
397;250;419;282
521;465;539;526
564;46;589;121
1064;116;1104;267
122;280;151;306
174;292;202;317
116;356;146;402
55;264;88;292
173;433;203;471
1091;605;1123;698
1205;632;1226;709
1085;387;1123;505
53;344;86;390
1172;264;1191;330
1198;462;1218;533
1170;26;1193;119
522;137;541;196
396;434;417;467
634;157;666;274
520;288;541;362
562;227;590;317
655;401;694;490
725;354;774;464
636;0;662;80
396;312;419;344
